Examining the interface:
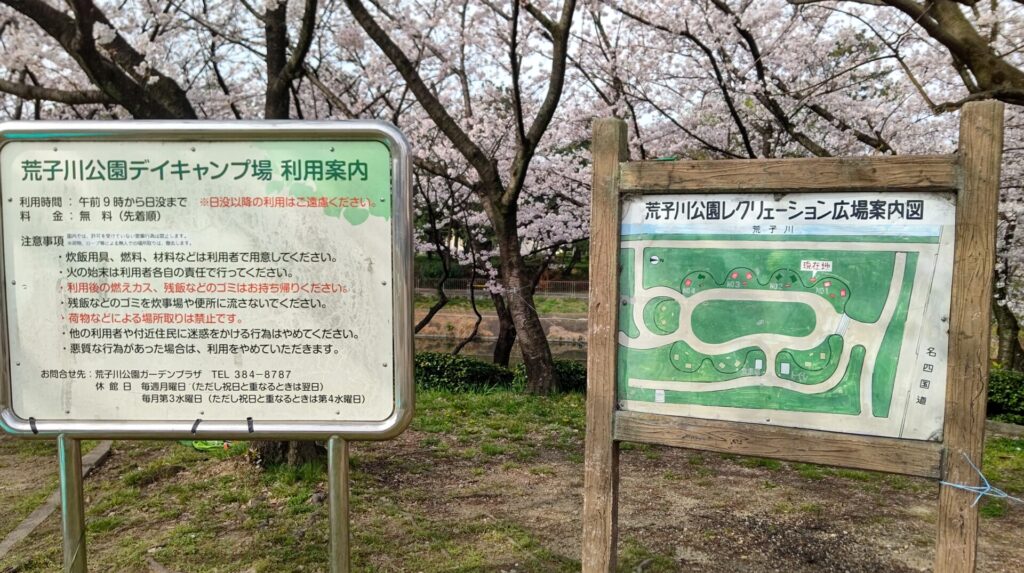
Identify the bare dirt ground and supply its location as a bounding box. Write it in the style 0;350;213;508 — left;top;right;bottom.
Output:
357;428;1023;573
0;399;1021;572
0;438;58;542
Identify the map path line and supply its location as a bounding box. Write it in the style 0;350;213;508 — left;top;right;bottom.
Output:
898;237;945;436
624;244;844;366
623;286;841;353
623;247;841;354
847;253;908;416
626;252;909;401
628;346;852;393
623;246;844;391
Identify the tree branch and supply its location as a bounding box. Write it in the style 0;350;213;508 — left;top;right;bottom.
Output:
3;0;196;118
503;0;577;208
509;0;527;147
343;0;502;195
861;0;1022;103
710;0;831;156
285;0;318;79
608;2;757;158
0;76;112;105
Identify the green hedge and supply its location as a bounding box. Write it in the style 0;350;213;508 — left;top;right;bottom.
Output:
414;352;514;392
414;352;587;394
512;360;587;393
989;368;1024;425
414;355;1022;413
413;256;469;279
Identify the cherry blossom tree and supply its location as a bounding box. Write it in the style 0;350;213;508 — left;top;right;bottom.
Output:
2;0;1022;385
801;0;1024;107
579;0;1023;364
334;0;584;392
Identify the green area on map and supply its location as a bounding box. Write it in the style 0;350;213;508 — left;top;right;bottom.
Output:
617;237;921;418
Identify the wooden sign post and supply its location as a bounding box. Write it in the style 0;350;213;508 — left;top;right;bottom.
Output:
582;101;1004;572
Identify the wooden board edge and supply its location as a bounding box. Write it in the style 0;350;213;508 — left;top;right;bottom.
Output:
619;155;958;193
614;410;944;479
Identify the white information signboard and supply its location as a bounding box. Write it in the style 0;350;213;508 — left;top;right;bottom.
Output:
0;122;412;439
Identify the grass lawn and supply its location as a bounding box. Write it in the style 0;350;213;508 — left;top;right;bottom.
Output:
0;392;1021;572
691;299;817;344
0;438;100;542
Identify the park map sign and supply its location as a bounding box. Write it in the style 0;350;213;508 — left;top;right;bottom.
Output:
582;102;1005;573
0;122;413;439
617;192;955;440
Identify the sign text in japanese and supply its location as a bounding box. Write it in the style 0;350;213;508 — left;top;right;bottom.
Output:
0;125;411;436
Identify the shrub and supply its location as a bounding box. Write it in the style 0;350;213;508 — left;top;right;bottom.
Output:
414;352;514;392
989;368;1024;425
512;360;587;393
414;256;468;279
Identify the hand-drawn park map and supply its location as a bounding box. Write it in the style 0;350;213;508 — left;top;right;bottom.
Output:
617;192;956;441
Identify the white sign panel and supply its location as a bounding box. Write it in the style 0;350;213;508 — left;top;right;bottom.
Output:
0;123;412;437
617;192;955;441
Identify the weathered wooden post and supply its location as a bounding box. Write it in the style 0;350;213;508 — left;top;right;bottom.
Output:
582;101;1004;572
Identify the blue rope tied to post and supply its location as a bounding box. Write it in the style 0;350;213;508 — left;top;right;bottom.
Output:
940;453;1023;507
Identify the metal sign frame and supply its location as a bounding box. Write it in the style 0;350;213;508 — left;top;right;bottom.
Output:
0;120;414;442
581;101;1004;573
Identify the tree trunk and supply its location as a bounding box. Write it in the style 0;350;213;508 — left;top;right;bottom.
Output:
263;0;291;119
251;0;322;466
493;211;557;394
993;296;1024;371
491;293;517;367
560;244;583;279
250;440;324;467
453;267;483;355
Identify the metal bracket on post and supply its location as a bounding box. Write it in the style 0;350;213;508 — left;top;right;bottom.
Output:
58;434;86;573
328;436;351;573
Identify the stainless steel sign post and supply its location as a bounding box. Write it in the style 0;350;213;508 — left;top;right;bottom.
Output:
0;121;414;572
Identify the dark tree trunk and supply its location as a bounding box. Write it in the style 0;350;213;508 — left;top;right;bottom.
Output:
251;4;297;460
341;0;572;394
993;214;1024;371
453;267;483;355
560;244;583;279
413;176;453;333
491;293;517;367
493;210;556;394
993;288;1024;371
250;440;324;467
263;0;290;119
251;0;320;466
